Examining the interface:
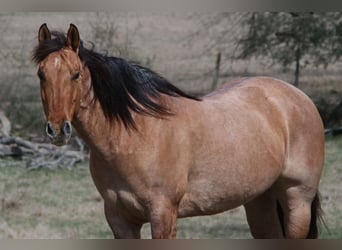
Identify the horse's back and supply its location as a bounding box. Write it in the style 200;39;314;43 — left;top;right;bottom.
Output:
206;77;316;110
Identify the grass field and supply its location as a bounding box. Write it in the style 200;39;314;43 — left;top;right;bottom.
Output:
0;137;341;239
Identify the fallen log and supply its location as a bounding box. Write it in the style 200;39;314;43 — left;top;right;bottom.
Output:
0;136;38;151
27;147;87;170
0;135;88;169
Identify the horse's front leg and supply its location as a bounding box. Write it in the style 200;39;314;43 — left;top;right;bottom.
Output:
104;202;143;239
149;196;178;239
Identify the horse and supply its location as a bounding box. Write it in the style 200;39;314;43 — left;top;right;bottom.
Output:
32;23;325;239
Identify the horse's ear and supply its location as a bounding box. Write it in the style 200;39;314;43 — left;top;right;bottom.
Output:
38;23;51;45
67;23;80;53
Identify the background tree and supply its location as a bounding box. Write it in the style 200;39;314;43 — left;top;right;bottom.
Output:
237;12;342;86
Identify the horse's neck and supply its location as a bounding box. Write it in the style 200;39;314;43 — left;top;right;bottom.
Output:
72;75;124;155
74;99;106;142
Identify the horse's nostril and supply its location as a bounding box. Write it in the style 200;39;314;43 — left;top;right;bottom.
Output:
62;121;72;137
46;122;55;138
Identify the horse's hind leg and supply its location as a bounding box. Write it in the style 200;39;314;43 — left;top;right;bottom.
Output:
276;182;318;239
276;122;324;238
244;188;284;238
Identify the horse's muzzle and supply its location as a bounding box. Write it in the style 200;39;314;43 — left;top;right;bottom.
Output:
46;120;72;146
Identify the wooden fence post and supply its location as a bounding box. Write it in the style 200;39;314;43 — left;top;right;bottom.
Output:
211;52;221;91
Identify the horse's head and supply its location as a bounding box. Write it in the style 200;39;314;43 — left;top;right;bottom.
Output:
36;24;83;146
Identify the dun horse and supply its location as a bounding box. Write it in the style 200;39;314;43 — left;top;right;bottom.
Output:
33;24;325;239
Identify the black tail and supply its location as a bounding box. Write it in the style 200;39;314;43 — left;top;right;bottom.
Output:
307;193;326;239
276;193;326;239
276;200;285;236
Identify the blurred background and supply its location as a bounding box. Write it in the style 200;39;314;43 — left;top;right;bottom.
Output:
0;12;341;238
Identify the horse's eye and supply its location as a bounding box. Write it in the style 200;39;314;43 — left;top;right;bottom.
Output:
72;72;80;80
37;70;45;81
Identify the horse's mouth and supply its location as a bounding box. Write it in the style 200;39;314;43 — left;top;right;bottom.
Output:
49;135;70;146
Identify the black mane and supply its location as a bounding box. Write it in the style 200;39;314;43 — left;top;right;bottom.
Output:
32;31;200;129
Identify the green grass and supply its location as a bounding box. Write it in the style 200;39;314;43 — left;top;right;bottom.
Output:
0;137;341;238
